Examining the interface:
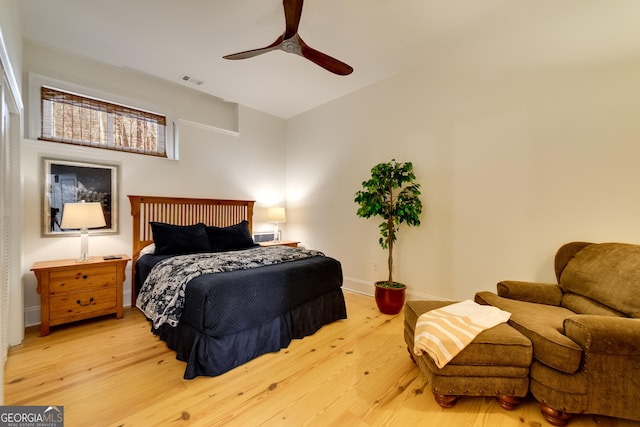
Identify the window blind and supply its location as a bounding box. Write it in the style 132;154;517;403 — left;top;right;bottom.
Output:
40;86;167;157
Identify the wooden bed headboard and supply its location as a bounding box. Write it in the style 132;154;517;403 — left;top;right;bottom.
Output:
128;195;255;305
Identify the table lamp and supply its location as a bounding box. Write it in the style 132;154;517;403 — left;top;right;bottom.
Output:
266;207;286;242
60;201;106;262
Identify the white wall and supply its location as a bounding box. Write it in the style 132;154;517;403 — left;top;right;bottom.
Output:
20;42;287;325
286;56;640;301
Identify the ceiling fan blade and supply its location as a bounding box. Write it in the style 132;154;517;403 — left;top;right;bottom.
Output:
223;36;283;60
283;0;304;39
299;38;353;76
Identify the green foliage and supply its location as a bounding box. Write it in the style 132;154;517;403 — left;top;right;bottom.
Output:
376;281;406;289
354;159;423;285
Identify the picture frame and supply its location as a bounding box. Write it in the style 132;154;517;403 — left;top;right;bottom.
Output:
42;158;119;236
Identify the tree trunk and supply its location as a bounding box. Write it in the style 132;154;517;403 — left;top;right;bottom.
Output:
387;217;394;284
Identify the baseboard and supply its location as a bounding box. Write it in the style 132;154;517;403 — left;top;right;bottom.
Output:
24;281;445;327
342;276;373;296
23;306;40;328
342;276;447;302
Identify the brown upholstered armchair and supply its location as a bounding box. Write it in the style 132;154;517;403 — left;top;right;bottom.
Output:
475;242;640;426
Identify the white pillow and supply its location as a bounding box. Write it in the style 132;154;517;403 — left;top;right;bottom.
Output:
139;243;156;256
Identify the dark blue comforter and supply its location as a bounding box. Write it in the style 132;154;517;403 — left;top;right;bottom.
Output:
135;246;347;378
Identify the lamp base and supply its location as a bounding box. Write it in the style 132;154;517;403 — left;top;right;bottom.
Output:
274;223;280;242
76;228;93;262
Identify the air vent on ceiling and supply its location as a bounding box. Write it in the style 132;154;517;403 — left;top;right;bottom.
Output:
180;74;205;86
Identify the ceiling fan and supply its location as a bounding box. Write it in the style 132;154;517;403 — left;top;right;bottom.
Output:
223;0;354;76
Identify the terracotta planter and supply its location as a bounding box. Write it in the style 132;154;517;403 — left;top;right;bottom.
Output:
374;281;406;314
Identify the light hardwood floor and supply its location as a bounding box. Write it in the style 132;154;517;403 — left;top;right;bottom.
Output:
5;291;640;427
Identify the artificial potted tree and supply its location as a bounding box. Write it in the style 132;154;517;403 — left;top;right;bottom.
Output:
354;159;423;314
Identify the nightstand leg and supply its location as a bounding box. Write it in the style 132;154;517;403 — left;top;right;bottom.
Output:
40;322;50;337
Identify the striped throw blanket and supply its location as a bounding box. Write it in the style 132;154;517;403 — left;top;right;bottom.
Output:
413;300;511;368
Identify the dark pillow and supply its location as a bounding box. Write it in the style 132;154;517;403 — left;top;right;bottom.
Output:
150;222;212;255
205;220;256;252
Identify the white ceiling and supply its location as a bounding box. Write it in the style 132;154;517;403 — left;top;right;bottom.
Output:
18;0;640;119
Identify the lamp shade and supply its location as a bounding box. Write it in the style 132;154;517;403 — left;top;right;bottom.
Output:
266;207;286;223
60;201;106;229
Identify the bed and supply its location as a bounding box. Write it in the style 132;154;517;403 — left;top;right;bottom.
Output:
128;195;347;379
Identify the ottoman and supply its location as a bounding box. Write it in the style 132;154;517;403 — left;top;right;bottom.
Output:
404;300;533;409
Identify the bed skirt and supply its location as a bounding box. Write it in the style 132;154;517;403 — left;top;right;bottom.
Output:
151;288;347;379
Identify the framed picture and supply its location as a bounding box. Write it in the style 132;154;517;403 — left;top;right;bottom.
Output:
42;158;119;236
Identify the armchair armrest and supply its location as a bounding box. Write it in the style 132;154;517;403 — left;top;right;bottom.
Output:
564;315;640;355
497;280;563;306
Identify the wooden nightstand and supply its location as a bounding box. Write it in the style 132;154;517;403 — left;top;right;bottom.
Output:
258;240;300;248
31;255;130;336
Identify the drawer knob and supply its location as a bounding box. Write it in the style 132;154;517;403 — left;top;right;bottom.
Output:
76;297;94;306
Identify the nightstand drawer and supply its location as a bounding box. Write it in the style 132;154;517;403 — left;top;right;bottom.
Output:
49;287;117;323
49;266;116;294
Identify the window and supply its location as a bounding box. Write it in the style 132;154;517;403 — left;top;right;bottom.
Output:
40;86;167;157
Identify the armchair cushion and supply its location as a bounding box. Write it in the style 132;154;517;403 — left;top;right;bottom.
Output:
561;293;626;317
559;243;640;318
475;292;582;374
